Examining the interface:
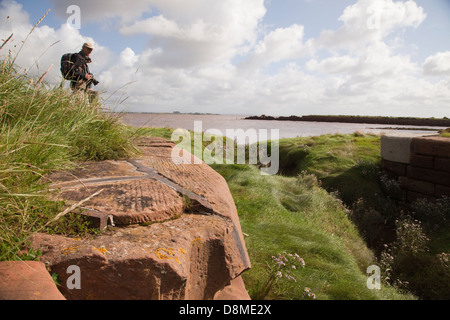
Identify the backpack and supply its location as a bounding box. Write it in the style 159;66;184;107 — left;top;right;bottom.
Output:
60;53;77;80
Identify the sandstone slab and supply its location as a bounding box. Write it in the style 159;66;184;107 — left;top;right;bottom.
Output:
0;261;65;300
30;137;251;300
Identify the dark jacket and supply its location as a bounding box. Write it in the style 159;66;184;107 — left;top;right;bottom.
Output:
71;51;92;82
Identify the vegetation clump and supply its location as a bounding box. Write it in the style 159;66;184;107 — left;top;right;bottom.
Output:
0;55;143;261
273;133;450;299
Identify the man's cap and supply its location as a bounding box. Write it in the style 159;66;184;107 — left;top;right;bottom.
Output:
83;42;94;49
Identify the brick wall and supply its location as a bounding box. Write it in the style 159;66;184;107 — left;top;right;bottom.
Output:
381;135;450;202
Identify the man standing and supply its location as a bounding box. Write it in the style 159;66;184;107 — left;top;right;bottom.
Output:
70;42;99;102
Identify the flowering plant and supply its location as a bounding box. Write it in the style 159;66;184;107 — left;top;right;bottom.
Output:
271;252;305;282
255;251;316;300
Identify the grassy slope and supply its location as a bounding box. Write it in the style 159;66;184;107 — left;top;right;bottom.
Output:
212;164;413;300
277;133;383;207
272;133;450;299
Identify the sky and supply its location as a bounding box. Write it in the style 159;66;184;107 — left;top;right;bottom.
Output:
1;0;449;117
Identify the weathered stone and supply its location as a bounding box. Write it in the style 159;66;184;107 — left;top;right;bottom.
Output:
435;157;450;173
399;177;435;195
30;137;251;300
410;154;434;169
0;261;65;300
31;214;250;300
407;166;450;187
381;134;413;164
381;159;407;177
411;136;450;158
55;179;184;226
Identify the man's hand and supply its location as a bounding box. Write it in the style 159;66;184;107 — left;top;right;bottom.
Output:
85;73;93;80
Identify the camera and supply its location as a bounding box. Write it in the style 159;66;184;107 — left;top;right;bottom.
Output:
88;73;99;86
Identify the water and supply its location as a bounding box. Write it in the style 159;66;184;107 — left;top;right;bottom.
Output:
119;113;444;143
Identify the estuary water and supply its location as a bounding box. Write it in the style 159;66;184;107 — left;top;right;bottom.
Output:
119;113;443;143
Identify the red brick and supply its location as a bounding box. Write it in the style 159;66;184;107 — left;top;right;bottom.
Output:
399;177;435;195
411;137;450;158
434;157;450;173
410;154;434;169
407;166;450;187
381;159;407;176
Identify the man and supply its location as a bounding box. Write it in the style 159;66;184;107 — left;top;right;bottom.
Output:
70;42;99;102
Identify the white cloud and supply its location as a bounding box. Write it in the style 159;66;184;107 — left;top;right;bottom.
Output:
117;0;266;68
1;0;449;118
240;24;311;71
423;51;450;76
307;55;359;74
315;0;426;51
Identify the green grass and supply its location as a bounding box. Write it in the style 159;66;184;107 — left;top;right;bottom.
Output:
0;58;145;261
277;133;383;207
274;133;450;299
440;128;450;138
211;164;414;300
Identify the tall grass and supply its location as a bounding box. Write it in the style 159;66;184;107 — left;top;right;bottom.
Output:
0;30;143;260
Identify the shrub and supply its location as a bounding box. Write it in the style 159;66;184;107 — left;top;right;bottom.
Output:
350;198;386;249
409;197;450;232
377;216;450;298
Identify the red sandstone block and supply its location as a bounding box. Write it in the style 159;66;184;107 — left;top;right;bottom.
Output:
436;184;450;197
381;159;407;176
0;261;65;300
411;137;450;158
435;157;450;173
410;154;434;169
399;177;435;195
407;166;450;187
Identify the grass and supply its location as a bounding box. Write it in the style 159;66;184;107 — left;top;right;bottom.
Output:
211;164;413;300
272;133;450;300
440;128;450;138
0;56;145;261
277;133;383;207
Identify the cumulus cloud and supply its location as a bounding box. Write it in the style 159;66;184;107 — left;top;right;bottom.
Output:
1;0;449;118
118;0;266;68
240;24;312;71
314;0;426;51
423;51;450;76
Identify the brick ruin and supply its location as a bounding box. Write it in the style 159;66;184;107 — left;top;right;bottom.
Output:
381;134;450;203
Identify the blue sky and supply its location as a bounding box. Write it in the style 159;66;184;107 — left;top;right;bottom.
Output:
1;0;450;117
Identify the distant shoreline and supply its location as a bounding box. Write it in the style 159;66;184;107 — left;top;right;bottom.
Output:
245;115;450;127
